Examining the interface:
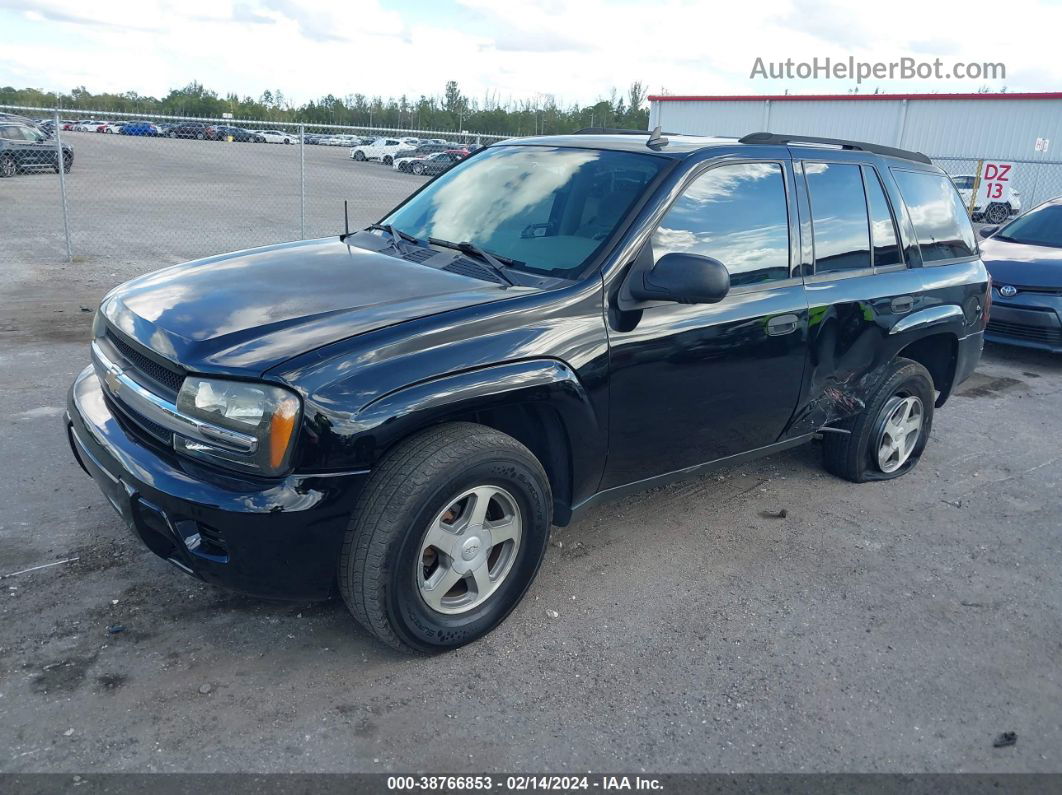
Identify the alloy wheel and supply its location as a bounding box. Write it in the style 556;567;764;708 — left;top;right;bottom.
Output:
986;203;1010;225
417;485;522;615
875;395;923;473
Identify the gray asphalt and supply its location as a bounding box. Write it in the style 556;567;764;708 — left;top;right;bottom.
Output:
1;133;1060;774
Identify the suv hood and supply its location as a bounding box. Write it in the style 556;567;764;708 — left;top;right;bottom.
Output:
100;237;510;375
981;237;1062;287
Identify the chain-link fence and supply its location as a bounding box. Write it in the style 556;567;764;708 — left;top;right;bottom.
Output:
1;105;509;266
4;104;1062;268
933;156;1062;222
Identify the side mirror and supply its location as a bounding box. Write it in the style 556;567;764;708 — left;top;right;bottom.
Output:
629;252;730;305
979;226;999;238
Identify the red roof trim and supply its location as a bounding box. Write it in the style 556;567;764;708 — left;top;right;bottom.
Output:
648;92;1062;102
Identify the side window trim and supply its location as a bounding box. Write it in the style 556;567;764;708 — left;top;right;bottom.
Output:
860;164;906;271
652;157;799;294
801;159;875;281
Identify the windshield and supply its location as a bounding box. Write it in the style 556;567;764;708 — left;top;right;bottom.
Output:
382;145;666;277
996;203;1062;248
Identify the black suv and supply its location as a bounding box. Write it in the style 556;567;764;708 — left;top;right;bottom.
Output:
66;130;988;652
166;122;210;140
0;122;72;177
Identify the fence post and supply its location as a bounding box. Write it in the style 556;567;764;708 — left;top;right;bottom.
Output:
53;110;73;262
299;124;306;239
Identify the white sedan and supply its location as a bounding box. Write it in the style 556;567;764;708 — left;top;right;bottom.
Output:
102;122;124;134
254;129;294;144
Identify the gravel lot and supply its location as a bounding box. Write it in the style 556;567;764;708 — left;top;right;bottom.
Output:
1;134;1060;774
0;130;427;267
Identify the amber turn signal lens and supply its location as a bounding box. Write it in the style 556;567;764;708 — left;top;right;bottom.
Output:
268;396;299;470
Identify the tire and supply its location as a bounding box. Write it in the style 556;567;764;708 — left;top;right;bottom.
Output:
339;422;552;653
54;154;72;174
383;155;393;165
985;203;1010;225
0;154;16;178
412;162;424;175
169;131;177;139
823;358;935;483
353;150;366;161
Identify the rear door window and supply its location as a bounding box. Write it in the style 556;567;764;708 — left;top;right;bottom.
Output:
862;167;903;268
891;169;977;262
805;162;871;274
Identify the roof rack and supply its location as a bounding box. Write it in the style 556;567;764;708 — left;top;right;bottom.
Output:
572;127;678;136
738;132;932;165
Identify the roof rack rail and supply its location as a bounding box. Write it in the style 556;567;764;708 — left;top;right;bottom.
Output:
572;127;678;136
738;132;932;165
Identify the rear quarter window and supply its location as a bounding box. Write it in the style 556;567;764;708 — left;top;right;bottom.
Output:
891;169;977;263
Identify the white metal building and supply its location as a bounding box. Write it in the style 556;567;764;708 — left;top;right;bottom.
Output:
647;92;1062;206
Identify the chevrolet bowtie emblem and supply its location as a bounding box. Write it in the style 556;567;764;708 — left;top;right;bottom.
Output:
104;365;122;396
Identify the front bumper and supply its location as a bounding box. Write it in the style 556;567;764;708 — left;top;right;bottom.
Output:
66;365;368;600
986;291;1062;353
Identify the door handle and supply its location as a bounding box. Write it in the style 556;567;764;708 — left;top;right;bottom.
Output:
891;296;914;314
766;313;800;336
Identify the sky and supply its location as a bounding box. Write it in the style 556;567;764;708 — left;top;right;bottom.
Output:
2;0;1062;106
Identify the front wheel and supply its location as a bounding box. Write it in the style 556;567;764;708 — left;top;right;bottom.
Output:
353;150;366;161
822;358;935;483
382;155;392;165
339;422;552;653
0;154;16;178
412;162;424;175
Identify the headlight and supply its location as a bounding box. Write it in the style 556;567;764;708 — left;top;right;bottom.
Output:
174;377;301;476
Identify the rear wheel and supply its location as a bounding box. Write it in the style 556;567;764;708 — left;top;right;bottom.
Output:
353;150;366;161
383;155;393;165
339;422;552;653
169;131;177;139
985;203;1010;225
196;132;205;140
0;154;16;178
412;161;424;175
822;358;935;483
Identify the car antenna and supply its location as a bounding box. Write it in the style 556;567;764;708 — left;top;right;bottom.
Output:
343;200;350;239
646;125;669;150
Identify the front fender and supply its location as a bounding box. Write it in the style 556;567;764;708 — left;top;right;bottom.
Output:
321;359;606;505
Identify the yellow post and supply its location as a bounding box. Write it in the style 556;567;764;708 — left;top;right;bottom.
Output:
968;159;983;216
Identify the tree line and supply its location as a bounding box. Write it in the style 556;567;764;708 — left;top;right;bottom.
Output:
0;80;651;136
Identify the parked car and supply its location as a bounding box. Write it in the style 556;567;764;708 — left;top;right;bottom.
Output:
978;197;1062;352
61;120;78;131
0;122;73;176
74;120;104;132
100;122;124;134
207;125;261;142
951;174;1022;225
402;150;465;176
166;122;210;139
392;143;450;170
119;121;159;137
66;130;987;652
350;136;419;164
254;129;294;144
319;134;360;147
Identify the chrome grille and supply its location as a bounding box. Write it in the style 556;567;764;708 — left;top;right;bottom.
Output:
105;329;184;396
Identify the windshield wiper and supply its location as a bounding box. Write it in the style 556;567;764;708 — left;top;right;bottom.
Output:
368;223;423;247
428;238;516;287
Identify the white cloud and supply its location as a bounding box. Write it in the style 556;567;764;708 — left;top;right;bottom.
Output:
2;0;1061;107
